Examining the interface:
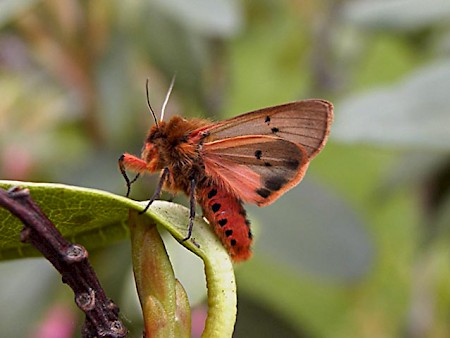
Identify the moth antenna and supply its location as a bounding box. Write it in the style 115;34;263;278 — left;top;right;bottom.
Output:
160;75;176;122
145;78;159;127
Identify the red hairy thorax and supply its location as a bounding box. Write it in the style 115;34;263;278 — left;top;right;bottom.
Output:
141;117;211;172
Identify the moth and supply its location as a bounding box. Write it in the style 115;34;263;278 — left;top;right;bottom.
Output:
119;81;333;261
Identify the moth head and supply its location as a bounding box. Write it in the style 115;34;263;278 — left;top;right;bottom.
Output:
141;123;166;170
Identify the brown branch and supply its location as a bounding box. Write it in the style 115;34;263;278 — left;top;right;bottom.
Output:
0;186;127;338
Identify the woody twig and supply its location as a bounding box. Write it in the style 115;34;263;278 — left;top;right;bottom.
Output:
0;186;127;338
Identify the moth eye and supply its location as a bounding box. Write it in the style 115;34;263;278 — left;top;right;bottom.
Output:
254;149;262;160
271;127;279;133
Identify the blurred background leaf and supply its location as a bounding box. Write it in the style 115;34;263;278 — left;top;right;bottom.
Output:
333;59;450;150
0;0;449;337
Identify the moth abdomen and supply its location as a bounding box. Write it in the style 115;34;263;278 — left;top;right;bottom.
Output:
197;185;252;261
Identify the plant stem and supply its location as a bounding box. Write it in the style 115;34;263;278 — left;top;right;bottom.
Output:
0;186;127;338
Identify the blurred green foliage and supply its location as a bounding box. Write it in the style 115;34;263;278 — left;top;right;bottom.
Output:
0;0;449;337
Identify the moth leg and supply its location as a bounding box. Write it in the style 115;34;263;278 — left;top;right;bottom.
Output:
182;177;197;242
140;167;169;214
118;153;147;197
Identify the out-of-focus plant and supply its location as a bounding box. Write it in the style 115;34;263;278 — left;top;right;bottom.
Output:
1;0;450;337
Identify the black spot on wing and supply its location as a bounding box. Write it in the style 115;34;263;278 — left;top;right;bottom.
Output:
265;116;271;124
218;218;228;227
285;158;300;170
230;239;237;246
225;229;233;237
271;127;279;133
256;188;271;198
265;176;288;191
264;162;272;167
254;149;262;160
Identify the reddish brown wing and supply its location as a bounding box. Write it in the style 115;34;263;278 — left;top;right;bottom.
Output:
201;136;309;206
201;100;333;159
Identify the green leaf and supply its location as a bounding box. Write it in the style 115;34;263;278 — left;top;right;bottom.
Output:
175;280;191;337
137;197;237;337
0;180;237;337
0;180;134;260
130;211;190;337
